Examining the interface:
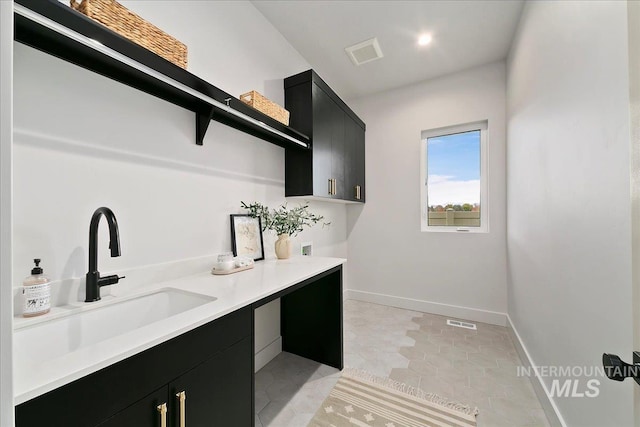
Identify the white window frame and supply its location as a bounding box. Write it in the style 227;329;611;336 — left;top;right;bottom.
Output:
420;120;489;233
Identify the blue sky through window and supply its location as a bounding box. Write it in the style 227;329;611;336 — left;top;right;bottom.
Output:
427;130;481;207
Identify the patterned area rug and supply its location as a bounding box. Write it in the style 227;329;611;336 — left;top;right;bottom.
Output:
308;369;478;427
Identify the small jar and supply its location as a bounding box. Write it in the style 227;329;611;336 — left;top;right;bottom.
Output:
217;252;234;263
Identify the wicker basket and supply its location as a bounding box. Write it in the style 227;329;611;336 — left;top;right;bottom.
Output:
70;0;188;69
239;91;290;126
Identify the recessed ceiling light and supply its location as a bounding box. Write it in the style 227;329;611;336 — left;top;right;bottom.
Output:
418;34;432;46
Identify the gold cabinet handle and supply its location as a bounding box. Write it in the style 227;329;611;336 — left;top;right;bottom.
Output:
355;185;361;200
176;391;186;427
328;178;337;195
157;403;167;427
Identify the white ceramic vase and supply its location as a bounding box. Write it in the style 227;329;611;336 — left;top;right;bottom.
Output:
275;234;291;259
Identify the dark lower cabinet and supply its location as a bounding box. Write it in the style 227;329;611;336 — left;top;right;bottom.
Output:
281;268;343;369
169;337;253;427
96;338;253;427
97;387;168;427
16;307;253;427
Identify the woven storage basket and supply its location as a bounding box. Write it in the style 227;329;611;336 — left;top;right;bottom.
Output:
70;0;188;69
239;91;290;126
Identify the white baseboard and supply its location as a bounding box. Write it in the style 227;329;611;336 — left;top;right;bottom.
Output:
507;315;566;427
345;289;507;326
254;336;282;373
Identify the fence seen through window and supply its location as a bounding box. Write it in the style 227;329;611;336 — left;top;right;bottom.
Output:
422;121;487;232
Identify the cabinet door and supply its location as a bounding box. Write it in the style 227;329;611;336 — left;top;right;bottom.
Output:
312;83;334;198
169;337;253;427
353;120;366;202
97;386;168;427
312;82;347;199
330;105;346;200
344;116;365;202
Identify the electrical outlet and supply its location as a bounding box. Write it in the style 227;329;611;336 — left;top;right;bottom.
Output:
301;242;313;256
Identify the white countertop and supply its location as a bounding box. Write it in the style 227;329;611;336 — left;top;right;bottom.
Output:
13;256;345;405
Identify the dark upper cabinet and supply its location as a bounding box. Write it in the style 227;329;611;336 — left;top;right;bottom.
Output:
344;112;365;202
284;70;366;203
310;83;334;198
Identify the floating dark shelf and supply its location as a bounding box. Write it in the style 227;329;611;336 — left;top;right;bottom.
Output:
13;0;310;149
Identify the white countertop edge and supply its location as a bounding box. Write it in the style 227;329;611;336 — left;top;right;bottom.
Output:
14;256;345;405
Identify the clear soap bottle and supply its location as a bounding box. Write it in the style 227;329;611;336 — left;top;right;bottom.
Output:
23;258;51;317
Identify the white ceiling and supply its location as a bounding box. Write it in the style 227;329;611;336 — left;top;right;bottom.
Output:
252;0;525;100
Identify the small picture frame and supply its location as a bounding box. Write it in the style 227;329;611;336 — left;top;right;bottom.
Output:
230;214;265;261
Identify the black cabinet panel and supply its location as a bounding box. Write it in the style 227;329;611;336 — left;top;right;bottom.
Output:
344;115;357;201
169;337;253;427
284;70;365;203
331;102;346;200
344;116;365;202
97;386;168;427
97;336;253;427
281;269;343;369
284;81;313;197
312;84;334;198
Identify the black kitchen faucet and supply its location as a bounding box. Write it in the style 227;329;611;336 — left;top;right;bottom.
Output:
85;207;124;302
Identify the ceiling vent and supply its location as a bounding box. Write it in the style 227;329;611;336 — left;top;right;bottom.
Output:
345;37;384;66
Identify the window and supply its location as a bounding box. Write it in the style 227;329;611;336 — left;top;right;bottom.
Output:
420;121;488;232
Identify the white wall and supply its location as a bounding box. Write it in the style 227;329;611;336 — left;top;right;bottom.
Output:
347;62;508;325
507;2;632;426
12;0;346;373
629;0;640;423
1;2;14;425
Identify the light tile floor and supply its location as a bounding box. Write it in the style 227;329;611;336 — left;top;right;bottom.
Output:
255;300;550;427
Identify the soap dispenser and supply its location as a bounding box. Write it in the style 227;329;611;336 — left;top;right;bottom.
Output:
22;258;51;317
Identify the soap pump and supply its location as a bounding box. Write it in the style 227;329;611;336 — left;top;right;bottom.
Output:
22;258;51;317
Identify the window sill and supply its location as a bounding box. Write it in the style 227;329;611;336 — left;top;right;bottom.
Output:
421;226;488;234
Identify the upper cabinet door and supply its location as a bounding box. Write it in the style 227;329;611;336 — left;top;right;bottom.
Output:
313;83;347;200
311;84;335;198
344;115;365;202
354;124;365;202
328;88;346;200
284;70;366;203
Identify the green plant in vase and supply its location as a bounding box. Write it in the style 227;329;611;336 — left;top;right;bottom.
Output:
241;201;327;259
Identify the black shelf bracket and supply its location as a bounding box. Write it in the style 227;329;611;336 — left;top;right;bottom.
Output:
196;107;216;146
